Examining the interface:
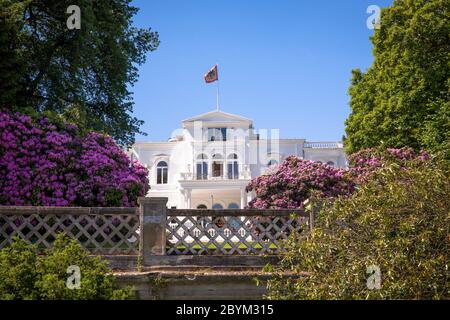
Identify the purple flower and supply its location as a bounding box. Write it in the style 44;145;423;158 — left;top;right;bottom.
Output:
0;111;149;207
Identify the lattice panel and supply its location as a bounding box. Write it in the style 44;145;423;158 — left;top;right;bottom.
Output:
0;214;139;255
166;215;308;255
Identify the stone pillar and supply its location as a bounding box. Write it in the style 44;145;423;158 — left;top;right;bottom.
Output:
138;197;168;264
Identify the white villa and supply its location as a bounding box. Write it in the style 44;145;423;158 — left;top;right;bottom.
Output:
130;110;346;209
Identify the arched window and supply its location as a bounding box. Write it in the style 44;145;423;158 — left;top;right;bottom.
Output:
156;161;168;184
227;154;239;179
196;154;208;180
211;203;225;227
212;203;223;209
326;161;335;167
268;159;278;167
227;203;239;209
197;204;207;209
212;154;223;178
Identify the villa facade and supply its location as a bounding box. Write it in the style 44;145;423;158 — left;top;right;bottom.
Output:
130;110;347;209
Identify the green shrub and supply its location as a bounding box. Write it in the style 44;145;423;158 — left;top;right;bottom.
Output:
0;234;133;300
266;159;449;299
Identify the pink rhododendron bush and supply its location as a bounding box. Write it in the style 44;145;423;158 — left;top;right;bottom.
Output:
346;147;430;184
0;112;149;207
247;147;430;209
246;157;355;209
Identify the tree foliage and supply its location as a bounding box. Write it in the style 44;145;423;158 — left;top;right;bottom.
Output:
0;0;159;146
266;158;449;299
0;234;132;300
419;100;450;160
345;0;450;156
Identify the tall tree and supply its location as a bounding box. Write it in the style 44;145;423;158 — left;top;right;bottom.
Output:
0;0;159;146
345;0;449;156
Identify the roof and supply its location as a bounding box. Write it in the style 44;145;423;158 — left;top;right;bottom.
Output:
182;110;253;124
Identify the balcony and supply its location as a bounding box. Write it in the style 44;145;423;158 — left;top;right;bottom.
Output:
179;164;251;181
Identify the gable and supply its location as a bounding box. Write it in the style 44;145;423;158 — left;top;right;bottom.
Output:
182;110;252;124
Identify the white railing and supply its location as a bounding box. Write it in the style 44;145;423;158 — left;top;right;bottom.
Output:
180;172;193;180
179;165;251;181
303;142;343;149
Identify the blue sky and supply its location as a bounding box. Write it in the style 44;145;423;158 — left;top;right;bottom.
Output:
131;0;393;142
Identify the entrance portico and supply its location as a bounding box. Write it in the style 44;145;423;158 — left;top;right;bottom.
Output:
179;180;252;209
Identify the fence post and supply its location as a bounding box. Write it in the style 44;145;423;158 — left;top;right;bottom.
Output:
309;208;314;233
309;201;322;233
138;197;168;265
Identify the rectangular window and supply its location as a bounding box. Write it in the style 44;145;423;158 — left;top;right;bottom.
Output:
196;163;202;180
212;162;223;177
207;128;227;141
227;162;239;179
157;168;162;184
157;168;168;184
196;162;208;180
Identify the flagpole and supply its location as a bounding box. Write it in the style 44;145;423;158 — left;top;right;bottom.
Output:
216;63;220;111
216;79;220;111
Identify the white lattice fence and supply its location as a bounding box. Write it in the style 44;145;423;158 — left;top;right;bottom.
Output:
0;207;139;255
166;211;309;255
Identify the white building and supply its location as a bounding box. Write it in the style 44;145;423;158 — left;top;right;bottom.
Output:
131;110;346;209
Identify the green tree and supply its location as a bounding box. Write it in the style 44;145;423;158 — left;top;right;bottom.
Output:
345;0;450;156
266;158;449;300
0;234;132;300
419;99;450;160
0;0;159;146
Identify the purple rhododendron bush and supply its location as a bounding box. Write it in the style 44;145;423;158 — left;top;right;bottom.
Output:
247;147;430;209
0;112;149;207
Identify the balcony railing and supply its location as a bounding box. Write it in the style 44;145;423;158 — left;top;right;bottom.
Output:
179;165;251;181
303;142;343;149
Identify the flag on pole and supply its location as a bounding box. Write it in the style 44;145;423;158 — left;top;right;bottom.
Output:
204;65;218;83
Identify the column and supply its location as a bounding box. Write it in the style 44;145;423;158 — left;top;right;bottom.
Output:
240;188;247;209
182;189;191;209
208;160;212;179
247;190;253;204
186;189;192;209
223;160;228;180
